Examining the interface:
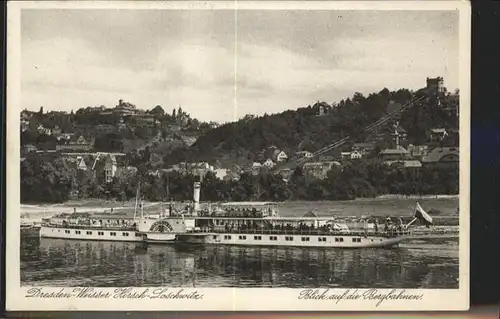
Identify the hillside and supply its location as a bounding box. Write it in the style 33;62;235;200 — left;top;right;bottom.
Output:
164;87;458;166
20;104;213;158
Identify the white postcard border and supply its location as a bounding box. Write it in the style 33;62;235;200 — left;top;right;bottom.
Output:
6;0;471;312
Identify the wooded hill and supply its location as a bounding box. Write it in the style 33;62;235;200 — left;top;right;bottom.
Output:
164;87;459;167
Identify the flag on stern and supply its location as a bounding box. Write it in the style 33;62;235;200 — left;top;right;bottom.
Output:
414;202;433;227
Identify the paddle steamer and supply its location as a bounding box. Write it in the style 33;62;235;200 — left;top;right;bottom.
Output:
142;182;434;248
38;188;155;242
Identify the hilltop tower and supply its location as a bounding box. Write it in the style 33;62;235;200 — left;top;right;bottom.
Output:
426;77;445;94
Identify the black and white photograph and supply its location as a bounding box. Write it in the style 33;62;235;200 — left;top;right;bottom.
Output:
7;0;470;312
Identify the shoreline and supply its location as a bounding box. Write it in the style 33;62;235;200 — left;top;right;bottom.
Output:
20;194;459;207
374;194;459;200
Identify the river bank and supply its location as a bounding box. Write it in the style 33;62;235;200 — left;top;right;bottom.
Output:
20;196;459;225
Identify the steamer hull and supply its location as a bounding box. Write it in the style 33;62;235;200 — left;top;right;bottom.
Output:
39;225;144;242
175;232;406;248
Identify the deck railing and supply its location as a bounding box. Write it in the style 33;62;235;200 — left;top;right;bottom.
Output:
187;228;412;238
42;224;137;232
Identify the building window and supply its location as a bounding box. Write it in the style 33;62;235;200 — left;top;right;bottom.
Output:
86;231;92;235
110;232;116;236
238;235;246;240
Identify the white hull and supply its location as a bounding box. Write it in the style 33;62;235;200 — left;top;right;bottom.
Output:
176;232;405;248
39;226;144;242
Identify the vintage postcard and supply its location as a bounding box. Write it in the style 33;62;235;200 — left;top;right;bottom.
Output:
6;0;470;312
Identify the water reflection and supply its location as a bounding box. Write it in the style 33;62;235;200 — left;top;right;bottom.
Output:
21;237;458;288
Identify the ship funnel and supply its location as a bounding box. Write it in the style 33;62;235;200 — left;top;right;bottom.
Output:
193;181;201;213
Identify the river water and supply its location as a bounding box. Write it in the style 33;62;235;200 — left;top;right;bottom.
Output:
20;198;460;288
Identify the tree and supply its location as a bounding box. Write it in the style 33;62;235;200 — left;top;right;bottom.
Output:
150;105;165;117
21;155;73;203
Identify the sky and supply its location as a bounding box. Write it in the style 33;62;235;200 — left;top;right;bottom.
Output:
21;9;459;123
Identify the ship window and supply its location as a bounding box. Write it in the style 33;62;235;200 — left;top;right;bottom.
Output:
254;236;262;240
270;236;277;241
301;237;310;242
65;230;70;234
86;231;92;235
285;236;293;241
123;232;129;236
98;232;104;236
239;235;246;240
136;233;142;237
318;237;326;242
224;235;231;240
110;232;116;236
213;235;217;239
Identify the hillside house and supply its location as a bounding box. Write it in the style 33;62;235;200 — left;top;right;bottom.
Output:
421;147;459;168
262;158;275;168
383;159;422;168
92;153;118;183
271;150;288;162
383;160;422;178
296;151;313;160
379;146;410;161
352;143;376;157
111;99;137;116
214;168;229;180
303;161;341;180
56;133;75;142
429;128;448;143
76;156;88;171
56;135;93;152
341;151;362;161
407;145;429;159
37;125;52;136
